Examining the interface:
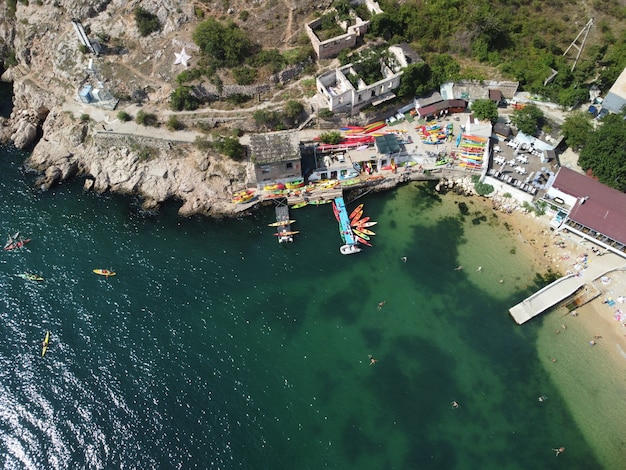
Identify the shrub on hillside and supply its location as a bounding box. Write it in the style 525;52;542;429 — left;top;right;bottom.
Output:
134;7;161;37
135;110;159;127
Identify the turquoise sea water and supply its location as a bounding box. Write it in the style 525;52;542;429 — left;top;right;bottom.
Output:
0;144;603;469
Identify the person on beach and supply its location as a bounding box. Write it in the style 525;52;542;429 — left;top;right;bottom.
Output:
377;301;386;310
589;340;596;346
368;355;378;366
552;447;565;456
477;266;482;273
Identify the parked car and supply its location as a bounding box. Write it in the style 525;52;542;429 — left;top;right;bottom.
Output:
596;108;609;120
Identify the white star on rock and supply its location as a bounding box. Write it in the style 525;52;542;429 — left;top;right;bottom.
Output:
174;48;191;68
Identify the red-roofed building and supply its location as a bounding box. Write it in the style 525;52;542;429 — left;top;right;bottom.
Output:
546;167;626;256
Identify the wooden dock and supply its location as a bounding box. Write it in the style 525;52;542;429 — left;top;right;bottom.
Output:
274;199;295;243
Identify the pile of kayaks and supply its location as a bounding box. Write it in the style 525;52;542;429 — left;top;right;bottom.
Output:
349;203;377;247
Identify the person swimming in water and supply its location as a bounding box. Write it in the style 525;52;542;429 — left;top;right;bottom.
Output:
377;301;386;310
368;355;378;365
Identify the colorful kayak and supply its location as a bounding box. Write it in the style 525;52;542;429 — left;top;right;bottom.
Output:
356;237;373;247
17;273;44;282
349;204;364;220
268;220;295;227
42;331;50;357
93;269;116;277
285;179;305;189
291;202;308;209
352;216;370;227
331;202;340;222
350;209;363;223
308;200;331;205
4;231;20;249
356;227;376;236
273;231;299;236
355;221;377;228
352;229;370;241
4;238;31;251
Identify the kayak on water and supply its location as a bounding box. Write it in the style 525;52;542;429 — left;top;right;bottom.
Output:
93;269;116;277
4;238;31;251
42;331;50;357
17;273;44;282
4;230;20;249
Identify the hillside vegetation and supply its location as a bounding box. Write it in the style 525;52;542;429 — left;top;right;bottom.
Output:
368;0;626;105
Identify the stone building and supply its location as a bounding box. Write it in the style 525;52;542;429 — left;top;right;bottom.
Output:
249;131;302;187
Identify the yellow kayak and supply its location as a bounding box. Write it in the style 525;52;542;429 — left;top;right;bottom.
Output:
93;269;116;277
42;331;50;357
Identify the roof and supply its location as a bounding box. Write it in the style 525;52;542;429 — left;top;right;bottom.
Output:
488;89;503;102
493;122;512;137
603;66;626;113
375;134;400;154
391;43;423;65
553;167;626;246
417;99;467;117
416;92;443;108
249;131;301;164
454;80;519;100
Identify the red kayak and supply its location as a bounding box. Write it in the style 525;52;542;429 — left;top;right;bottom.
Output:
4;238;31;251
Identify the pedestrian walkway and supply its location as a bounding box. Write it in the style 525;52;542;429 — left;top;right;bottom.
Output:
509;252;626;324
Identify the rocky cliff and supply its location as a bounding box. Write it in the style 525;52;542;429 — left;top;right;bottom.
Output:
0;0;310;216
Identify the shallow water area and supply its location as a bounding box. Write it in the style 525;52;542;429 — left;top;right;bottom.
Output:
537;305;626;468
0;146;606;469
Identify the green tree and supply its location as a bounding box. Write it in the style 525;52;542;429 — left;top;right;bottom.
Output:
232;66;257;85
397;62;432;97
192;18;253;68
135;110;159;127
214;136;246;161
284;100;304;120
253;109;280;129
134;7;161;37
166;116;185;131
427;54;460;90
117;111;132;122
170;86;200;111
470;99;498;123
511;104;543;136
561;111;593;151
318;131;343;145
578;114;626;191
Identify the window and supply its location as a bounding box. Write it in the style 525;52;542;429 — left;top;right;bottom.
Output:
261;166;270;174
286;162;294;169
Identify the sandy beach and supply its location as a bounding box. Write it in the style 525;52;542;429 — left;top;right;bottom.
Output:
484;198;626;466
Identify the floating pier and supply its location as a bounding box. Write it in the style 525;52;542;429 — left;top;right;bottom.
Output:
274;198;296;243
333;196;360;254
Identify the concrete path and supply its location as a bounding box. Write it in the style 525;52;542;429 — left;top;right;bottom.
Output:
510;250;626;324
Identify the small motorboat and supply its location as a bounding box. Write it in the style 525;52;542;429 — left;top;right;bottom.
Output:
340;244;361;255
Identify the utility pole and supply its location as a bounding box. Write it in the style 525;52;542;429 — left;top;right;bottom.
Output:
563;18;594;72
